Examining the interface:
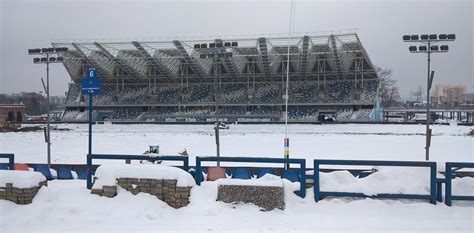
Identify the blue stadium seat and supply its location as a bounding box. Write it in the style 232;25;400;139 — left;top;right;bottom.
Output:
57;166;74;179
33;164;54;180
0;163;9;170
358;171;372;178
74;168;88;180
281;169;300;182
257;168;275;178
231;168;252;180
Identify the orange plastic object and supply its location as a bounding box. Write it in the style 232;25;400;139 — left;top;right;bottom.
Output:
207;167;226;181
14;163;29;171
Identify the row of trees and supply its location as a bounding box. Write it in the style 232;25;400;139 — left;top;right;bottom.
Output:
0;92;49;115
376;67;401;108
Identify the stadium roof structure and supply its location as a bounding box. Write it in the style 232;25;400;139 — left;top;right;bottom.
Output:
53;31;378;84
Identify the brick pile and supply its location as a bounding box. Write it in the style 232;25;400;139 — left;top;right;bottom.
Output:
0;181;47;204
91;178;191;208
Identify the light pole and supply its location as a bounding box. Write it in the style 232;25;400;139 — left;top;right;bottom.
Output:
196;40;237;166
28;47;68;168
403;33;455;160
214;121;229;167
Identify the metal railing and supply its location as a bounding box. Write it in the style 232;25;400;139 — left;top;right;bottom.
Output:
195;156;306;198
0;153;15;170
445;162;474;206
86;154;189;189
313;159;437;204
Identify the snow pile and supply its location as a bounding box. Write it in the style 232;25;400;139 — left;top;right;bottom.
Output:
320;167;431;195
0;170;46;188
218;174;283;187
452;177;474;195
92;164;195;189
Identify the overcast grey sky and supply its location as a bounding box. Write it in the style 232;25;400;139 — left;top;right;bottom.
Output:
1;0;472;97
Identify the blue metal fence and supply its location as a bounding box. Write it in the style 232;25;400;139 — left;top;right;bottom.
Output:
87;154;189;189
0;153;14;170
445;162;474;206
313;159;437;204
195;156;306;198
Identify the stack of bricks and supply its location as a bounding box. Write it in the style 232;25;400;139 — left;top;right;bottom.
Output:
0;181;47;205
91;178;191;208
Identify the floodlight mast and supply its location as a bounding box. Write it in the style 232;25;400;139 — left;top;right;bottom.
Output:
403;34;455;161
28;47;68;168
284;0;295;169
197;41;237;167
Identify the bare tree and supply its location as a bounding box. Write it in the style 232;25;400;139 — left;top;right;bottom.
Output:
376;67;401;107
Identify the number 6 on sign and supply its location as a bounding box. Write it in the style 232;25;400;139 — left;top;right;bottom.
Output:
88;68;97;78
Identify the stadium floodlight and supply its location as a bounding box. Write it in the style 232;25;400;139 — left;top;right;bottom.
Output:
438;34;448;40
200;43;207;49
224;42;231;47
209;43;216;48
199;54;207;59
429;34;437;40
27;46;66;168
194;44;200;49
403;33;456;161
216;42;223;48
231;42;238;47
225;52;233;58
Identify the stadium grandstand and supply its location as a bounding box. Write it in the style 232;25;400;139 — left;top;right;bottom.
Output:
54;32;380;123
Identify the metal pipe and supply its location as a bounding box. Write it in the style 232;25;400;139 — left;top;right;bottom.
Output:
46;53;51;168
426;41;431;161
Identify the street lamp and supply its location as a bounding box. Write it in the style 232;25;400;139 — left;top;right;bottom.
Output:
403;33;455;161
28;47;68;168
196;40;237;166
214;121;229;167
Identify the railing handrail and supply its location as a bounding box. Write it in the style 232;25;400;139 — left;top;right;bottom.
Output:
444;162;474;206
87;153;189;189
313;159;437;204
195;156;306;198
0;153;15;170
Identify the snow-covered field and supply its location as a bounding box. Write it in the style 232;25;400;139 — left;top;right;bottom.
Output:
1;123;473;167
1;123;473;232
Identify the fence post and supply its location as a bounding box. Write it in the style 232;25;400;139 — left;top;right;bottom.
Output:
300;160;306;198
445;163;452;206
87;154;92;189
9;154;14;171
430;163;437;204
314;160;320;202
195;157;202;185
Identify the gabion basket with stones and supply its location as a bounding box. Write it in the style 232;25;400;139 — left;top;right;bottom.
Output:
217;184;285;211
0;181;47;205
91;178;192;208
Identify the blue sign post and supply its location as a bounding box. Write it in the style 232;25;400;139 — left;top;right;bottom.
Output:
82;68;100;189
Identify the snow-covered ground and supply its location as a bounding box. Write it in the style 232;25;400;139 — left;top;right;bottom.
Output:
1;123;473;167
0;178;473;233
1;123;473;232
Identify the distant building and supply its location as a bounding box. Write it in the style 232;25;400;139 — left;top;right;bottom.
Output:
432;85;467;108
0;104;26;126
